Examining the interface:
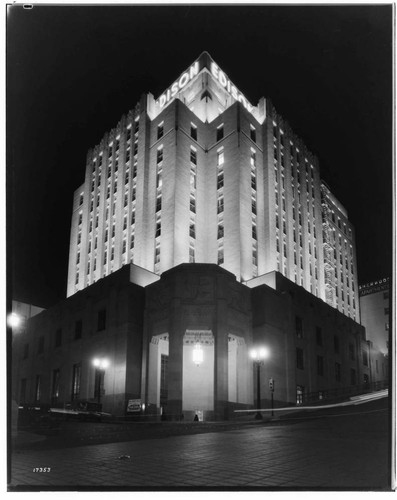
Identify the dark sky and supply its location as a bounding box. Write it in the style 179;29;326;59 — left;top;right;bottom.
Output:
7;4;393;308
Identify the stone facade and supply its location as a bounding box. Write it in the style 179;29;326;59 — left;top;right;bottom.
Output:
13;264;384;420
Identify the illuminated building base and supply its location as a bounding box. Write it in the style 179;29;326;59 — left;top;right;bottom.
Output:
13;264;386;420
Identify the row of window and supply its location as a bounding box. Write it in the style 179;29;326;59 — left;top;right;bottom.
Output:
23;311;107;359
296;349;366;382
20;362;82;404
217;146;224;266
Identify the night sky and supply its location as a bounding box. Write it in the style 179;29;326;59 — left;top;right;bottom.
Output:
7;5;393;308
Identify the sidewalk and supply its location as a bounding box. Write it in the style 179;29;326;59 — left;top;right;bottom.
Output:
9;402;390;490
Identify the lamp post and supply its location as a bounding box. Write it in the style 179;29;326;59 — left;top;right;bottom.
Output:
250;347;270;420
92;358;109;405
8;312;22;329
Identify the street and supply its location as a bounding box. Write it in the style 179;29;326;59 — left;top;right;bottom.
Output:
9;398;391;490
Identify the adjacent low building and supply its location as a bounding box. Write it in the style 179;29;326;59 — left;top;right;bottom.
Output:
359;278;390;355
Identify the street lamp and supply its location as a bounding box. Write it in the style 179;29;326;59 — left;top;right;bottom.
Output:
8;312;21;329
250;346;270;419
92;357;109;405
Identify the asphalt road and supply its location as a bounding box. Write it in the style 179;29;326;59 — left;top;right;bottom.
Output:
9;397;392;491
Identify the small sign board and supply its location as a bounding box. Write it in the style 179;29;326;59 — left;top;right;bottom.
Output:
127;399;142;413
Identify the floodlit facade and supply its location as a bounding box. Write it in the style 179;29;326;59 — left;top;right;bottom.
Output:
15;52;382;421
67;52;359;321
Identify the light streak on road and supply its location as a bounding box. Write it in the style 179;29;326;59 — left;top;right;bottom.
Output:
234;389;388;414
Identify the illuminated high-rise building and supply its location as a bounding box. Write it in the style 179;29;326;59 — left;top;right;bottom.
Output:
67;52;359;321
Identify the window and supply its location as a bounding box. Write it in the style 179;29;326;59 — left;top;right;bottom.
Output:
362;349;368;366
190;123;197;141
190;196;196;214
51;369;60;402
296;348;304;370
295;316;303;338
216;124;224;141
335;362;341;382
189;245;195;263
334;335;340;354
75;320;82;340
35;375;41;402
349;343;355;360
217;172;224;190
37;336;44;354
385;308;389;315
156;196;162;213
189;222;195;239
296;385;304;405
157;122;164;140
317;356;324;376
217;223;224;239
217;149;224;166
157;147;163;164
55;328;62;348
250;124;256;142
97;309;106;331
190;147;197;165
350;368;356;385
252;224;257;240
155;221;161;238
383;291;389;300
217;247;224;265
23;343;29;359
316;327;322;346
72;363;81;400
20;378;27;404
155;244;161;265
217;197;224;214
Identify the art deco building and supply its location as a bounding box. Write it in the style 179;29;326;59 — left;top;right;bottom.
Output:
67;52;359;321
14;54;388;420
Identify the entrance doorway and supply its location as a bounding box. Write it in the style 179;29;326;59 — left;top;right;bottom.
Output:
182;330;214;416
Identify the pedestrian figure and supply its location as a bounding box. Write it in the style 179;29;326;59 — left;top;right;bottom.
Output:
194;414;199;421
